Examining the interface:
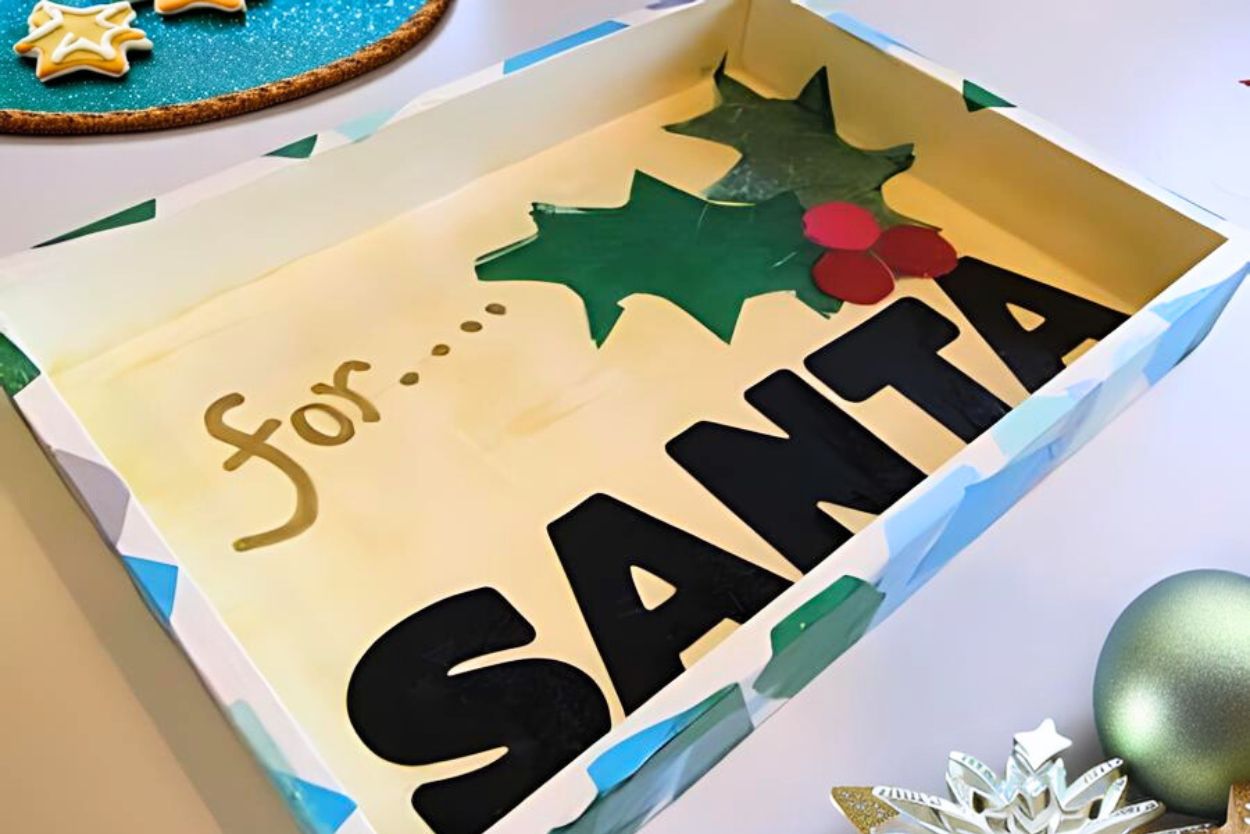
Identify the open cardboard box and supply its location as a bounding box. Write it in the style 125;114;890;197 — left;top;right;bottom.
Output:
0;1;1246;833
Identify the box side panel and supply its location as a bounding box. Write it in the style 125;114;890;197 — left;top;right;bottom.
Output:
734;0;1223;310
5;366;372;834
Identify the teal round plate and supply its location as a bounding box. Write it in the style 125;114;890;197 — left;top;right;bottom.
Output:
0;0;451;134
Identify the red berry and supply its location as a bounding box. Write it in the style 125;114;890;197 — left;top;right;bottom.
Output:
873;225;958;278
812;249;895;305
802;202;881;251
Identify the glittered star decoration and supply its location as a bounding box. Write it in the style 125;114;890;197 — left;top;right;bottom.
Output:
13;0;152;82
153;0;246;14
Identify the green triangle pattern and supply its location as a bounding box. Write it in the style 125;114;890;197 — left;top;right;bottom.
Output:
36;199;157;248
963;80;1015;112
0;334;39;397
267;135;319;159
753;574;882;699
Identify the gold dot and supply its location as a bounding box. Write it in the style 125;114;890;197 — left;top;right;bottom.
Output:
400;371;420;386
485;302;507;316
431;344;450;356
460;320;483;333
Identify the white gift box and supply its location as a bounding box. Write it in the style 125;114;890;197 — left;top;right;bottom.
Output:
0;2;1245;834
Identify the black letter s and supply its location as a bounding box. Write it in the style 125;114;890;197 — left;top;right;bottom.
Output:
347;588;611;834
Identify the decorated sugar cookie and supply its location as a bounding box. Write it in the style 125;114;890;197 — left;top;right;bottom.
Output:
153;0;246;14
14;0;152;82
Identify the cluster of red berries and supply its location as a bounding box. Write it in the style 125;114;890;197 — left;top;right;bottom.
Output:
802;202;958;304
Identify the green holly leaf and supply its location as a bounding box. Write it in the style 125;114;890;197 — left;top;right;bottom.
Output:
665;64;915;226
476;173;836;346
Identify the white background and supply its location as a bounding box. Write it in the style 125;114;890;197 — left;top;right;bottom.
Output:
1;1;1249;832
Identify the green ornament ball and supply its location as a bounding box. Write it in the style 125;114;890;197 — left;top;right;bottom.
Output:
1094;569;1250;819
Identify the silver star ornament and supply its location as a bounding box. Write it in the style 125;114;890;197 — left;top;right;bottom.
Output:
831;720;1166;834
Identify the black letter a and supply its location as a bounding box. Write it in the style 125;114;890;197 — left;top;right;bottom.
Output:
938;257;1127;392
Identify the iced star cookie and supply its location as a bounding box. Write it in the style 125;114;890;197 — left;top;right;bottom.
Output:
14;0;152;82
154;0;246;13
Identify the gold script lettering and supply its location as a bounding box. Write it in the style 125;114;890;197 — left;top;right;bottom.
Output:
204;393;319;552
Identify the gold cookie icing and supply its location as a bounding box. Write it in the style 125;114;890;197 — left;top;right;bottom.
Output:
154;0;246;14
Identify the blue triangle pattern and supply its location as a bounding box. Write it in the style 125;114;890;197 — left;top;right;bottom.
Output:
336;109;397;143
273;771;357;834
122;556;178;621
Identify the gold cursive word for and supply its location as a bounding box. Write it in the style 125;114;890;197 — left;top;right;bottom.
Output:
204;360;378;552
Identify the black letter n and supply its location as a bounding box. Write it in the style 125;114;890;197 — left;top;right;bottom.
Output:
549;495;791;714
667;370;924;574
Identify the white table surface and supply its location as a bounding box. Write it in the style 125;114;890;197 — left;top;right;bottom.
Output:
2;2;1248;833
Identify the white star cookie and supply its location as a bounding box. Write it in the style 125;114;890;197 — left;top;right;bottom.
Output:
13;1;152;82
